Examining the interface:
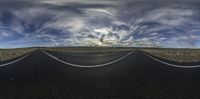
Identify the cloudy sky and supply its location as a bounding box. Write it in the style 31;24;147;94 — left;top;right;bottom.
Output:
0;0;200;48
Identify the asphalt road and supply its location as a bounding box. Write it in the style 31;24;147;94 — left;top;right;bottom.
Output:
0;50;200;81
0;50;200;98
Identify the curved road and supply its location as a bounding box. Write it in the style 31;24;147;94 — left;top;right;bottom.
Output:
0;50;199;81
42;50;134;68
1;50;200;98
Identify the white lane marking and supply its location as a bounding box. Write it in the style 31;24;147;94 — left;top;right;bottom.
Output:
146;53;200;68
42;50;134;68
0;52;32;67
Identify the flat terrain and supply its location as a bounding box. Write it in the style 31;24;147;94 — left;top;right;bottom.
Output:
0;48;200;99
44;47;200;62
0;48;35;61
142;48;200;62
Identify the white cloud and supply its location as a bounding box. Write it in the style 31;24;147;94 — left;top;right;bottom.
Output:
84;8;115;16
40;0;116;5
0;31;10;37
0;1;200;48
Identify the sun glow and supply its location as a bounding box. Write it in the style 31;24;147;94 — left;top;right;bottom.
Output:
98;42;103;46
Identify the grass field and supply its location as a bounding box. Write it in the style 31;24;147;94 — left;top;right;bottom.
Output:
0;48;35;61
1;47;200;62
142;48;200;62
44;47;134;54
44;47;200;62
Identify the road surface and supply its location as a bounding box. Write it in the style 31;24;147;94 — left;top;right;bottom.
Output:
0;50;200;81
0;50;200;99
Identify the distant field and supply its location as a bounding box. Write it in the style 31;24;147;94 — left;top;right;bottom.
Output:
0;48;35;61
1;47;200;62
142;48;200;62
44;47;200;62
44;47;134;54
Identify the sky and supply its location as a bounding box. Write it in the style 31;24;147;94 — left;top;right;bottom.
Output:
0;0;200;48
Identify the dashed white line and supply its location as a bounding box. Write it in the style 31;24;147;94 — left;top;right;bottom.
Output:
0;52;32;67
146;53;200;68
42;50;134;68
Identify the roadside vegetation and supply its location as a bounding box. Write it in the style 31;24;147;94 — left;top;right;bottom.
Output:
45;47;200;62
0;48;35;61
1;47;200;62
44;47;134;54
142;48;200;62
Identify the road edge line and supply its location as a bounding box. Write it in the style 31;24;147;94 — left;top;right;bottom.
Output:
145;53;200;68
42;50;134;68
0;52;32;67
